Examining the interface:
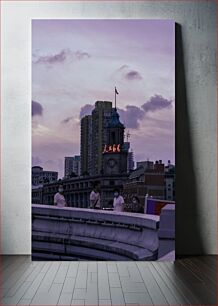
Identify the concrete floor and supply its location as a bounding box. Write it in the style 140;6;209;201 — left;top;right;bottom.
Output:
0;256;217;305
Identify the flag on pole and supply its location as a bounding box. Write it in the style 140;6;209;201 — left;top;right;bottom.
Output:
115;87;119;109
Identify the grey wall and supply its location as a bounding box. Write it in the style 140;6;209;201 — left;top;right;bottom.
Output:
1;1;217;255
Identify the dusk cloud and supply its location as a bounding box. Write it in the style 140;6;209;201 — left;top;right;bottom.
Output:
78;95;172;130
125;70;142;81
117;64;129;71
118;106;144;129
45;159;56;167
80;104;94;118
142;95;173;112
32;100;43;116
32;20;175;176
61;116;74;124
34;49;90;65
32;156;42;166
116;65;142;81
118;95;173;129
74;50;90;60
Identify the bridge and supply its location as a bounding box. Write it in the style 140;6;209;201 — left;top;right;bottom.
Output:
32;204;175;261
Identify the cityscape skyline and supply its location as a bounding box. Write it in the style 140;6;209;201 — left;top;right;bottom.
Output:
32;19;175;178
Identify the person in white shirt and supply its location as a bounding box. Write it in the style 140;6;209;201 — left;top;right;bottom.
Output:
90;182;101;209
54;185;67;207
113;188;125;212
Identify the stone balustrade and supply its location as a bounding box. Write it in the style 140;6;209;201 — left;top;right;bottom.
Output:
32;204;159;260
32;204;174;261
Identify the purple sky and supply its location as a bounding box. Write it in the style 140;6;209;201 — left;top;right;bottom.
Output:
32;19;175;178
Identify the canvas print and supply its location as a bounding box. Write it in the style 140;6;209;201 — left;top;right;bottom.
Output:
32;20;175;261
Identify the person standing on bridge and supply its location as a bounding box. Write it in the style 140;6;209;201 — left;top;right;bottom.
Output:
54;184;67;207
113;188;125;212
90;182;101;209
131;195;143;213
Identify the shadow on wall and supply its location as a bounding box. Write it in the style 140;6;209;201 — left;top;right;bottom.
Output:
175;23;206;256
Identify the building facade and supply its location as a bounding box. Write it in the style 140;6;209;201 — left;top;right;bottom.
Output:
102;107;128;176
33;105;130;208
33;174;128;208
80;101;133;177
64;156;81;178
80;115;92;175
91;101;112;175
136;160;154;171
32;166;58;186
165;161;175;201
32;185;43;204
123;160;166;208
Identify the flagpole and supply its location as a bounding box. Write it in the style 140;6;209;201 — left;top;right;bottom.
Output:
115;87;116;109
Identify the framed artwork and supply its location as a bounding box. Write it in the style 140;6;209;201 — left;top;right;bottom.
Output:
32;19;175;261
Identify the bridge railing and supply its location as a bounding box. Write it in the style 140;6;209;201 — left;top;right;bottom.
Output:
32;204;174;261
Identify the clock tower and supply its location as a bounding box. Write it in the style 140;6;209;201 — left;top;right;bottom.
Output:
102;108;128;175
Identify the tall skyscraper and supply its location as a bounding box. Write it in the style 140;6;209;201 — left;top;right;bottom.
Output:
91;101;112;175
124;142;134;172
80;101;130;177
80;115;92;175
64;156;81;178
128;150;134;172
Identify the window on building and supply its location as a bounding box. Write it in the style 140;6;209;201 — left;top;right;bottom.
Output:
111;131;116;143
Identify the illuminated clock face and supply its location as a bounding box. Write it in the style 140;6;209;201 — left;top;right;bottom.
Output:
108;158;116;168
